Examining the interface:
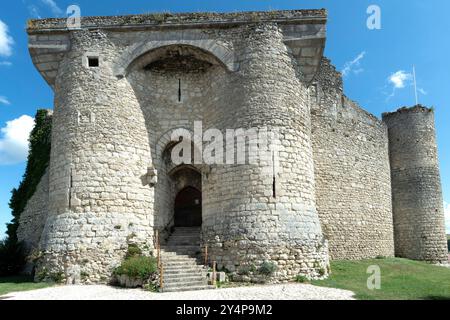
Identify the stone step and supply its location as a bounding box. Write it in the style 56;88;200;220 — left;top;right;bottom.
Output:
162;259;199;265
166;239;200;243
164;273;208;280
163;279;208;289
163;262;200;269
161;257;201;264
167;233;200;237
162;256;199;261
162;245;200;249
167;242;201;246
163;275;207;283
167;238;200;243
164;268;207;274
162;251;201;257
162;262;203;269
168;233;200;237
160;251;193;257
169;230;200;235
169;235;200;238
162;247;201;253
167;239;200;243
161;252;198;257
156;228;212;293
164;264;204;270
163;272;207;280
162;285;214;293
163;265;202;273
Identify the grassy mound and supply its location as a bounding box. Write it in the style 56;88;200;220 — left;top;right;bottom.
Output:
311;258;450;300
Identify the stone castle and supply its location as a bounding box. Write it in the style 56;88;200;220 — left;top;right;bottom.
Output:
17;9;448;284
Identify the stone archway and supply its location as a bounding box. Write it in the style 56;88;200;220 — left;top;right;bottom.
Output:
113;38;237;78
170;165;202;228
174;186;202;227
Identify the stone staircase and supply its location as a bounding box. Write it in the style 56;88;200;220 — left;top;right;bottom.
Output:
160;227;214;292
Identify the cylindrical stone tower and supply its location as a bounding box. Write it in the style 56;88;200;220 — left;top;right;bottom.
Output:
202;23;329;281
383;105;448;263
38;29;154;283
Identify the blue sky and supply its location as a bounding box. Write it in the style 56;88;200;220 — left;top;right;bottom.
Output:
0;0;449;237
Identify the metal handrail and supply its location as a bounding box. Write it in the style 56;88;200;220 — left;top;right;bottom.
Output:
212;260;217;286
155;230;163;290
204;245;208;267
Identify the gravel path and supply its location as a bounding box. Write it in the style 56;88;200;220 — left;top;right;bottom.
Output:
1;283;355;300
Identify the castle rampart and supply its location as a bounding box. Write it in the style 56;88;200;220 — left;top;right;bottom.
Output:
18;10;448;284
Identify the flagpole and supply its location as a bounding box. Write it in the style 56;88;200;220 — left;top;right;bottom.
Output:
413;65;418;105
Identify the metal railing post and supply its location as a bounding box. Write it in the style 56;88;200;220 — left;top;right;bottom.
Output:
212;260;217;286
155;230;163;291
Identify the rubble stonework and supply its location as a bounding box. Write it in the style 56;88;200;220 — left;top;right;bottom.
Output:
383;106;448;263
310;58;395;260
19;10;448;283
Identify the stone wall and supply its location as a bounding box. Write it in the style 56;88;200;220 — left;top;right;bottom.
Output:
23;10;448;284
383;106;448;263
28;11;330;283
17;170;50;256
311;58;395;260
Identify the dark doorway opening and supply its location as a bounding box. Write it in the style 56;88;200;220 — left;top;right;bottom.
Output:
174;186;202;227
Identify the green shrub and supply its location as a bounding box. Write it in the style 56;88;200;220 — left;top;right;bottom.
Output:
144;282;159;292
114;256;157;280
0;240;26;276
258;261;278;276
35;267;48;282
238;266;250;276
318;267;326;277
125;243;142;258
295;275;309;283
50;271;64;283
238;264;256;275
1;110;51;276
7;110;52;244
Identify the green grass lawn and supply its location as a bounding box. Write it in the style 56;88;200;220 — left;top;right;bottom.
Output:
311;258;450;300
0;276;53;296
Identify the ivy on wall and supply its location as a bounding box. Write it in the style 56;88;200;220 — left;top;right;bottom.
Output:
0;109;52;275
7;109;52;242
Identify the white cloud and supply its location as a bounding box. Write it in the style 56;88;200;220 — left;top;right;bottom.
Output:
0;20;14;57
444;202;450;234
40;0;63;16
418;87;427;95
389;70;412;89
342;51;366;77
0;61;12;66
0;115;35;165
386;70;428;101
0;96;10;105
27;5;42;19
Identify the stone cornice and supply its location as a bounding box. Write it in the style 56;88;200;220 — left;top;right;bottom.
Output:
27;9;327;33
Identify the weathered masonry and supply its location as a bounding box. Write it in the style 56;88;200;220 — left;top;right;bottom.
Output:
19;9;448;284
